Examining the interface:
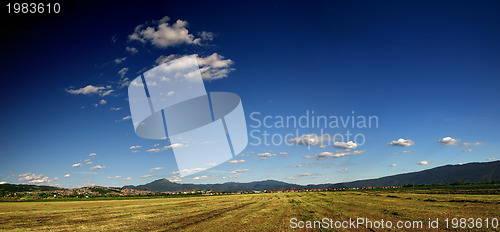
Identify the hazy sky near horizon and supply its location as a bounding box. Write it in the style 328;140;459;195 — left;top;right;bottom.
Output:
1;0;499;188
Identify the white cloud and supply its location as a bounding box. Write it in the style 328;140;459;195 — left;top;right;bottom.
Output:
89;165;106;170
334;141;358;149
66;85;113;96
229;169;249;174
114;57;127;64
156;53;235;81
130;145;142;149
125;46;138;54
110;107;122;111
0;181;6;184
162;143;183;150
288;134;332;146
228;159;245;164
437;137;460;145
192;175;217;180
128;16;202;48
257;152;276;160
64;174;71;178
390;164;397;167
417;161;428;165
150;167;163;172
72;163;81;168
198;31;214;41
290;164;302;168
387;138;415;147
463;142;482;146
147;148;160;153
279;152;289;157
305;150;365;160
124;177;132;180
167;91;175;96
122;116;132;120
463;148;472;152
180;168;206;175
86;162;92;165
141;174;153;178
319;145;327;149
89;153;96;157
17;173;58;185
99;99;107;105
487;158;496;161
289;173;322;180
118;67;129;78
107;176;121;179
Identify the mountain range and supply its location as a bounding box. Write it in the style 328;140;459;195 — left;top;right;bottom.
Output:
124;160;500;192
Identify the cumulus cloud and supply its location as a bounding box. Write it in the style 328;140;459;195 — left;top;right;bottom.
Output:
319;145;327;149
192;175;217;180
89;165;106;170
305;150;365;160
89;153;96;157
417;161;428;165
64;174;70;178
156;53;235;81
99;99;107;105
130;146;142;150
122;116;132;120
125;46;138;54
66;85;113;96
147;148;160;153
162;143;183;150
288;134;332;146
110;107;122;111
390;164;397;167
387;138;415;147
128;16;202;48
17;173;58;185
487;158;496;161
229;169;249;174
334;141;358;149
228;159;245;164
279;152;289;157
437;137;460;145
289;173;322;180
180;167;206;175
72;163;81;168
257;152;276;160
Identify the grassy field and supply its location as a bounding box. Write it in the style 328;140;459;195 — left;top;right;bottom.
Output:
0;190;499;231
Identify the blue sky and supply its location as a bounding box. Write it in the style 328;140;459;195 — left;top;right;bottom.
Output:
1;0;499;188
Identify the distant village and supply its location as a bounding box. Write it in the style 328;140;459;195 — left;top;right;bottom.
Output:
3;185;402;199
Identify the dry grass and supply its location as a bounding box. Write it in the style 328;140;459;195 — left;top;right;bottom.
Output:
0;191;499;231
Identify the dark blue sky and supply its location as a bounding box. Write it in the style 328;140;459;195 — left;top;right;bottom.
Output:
1;0;499;187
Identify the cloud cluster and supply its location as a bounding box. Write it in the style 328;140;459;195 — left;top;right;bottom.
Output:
156;53;234;81
305;150;365;160
288;134;331;146
387;138;415;147
333;141;357;149
257;152;276;160
17;173;58;185
437;137;460;145
128;16;207;48
228;159;245;164
66;85;113;97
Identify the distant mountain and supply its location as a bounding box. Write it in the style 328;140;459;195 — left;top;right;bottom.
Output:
125;179;301;192
124;161;500;192
327;161;500;188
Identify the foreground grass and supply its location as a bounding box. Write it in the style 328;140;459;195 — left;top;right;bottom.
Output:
0;191;499;231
